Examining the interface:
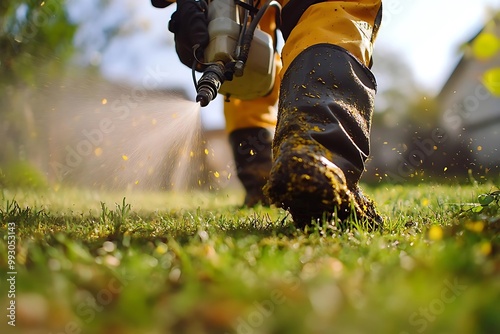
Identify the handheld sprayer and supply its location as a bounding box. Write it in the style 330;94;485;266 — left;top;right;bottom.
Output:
193;0;281;107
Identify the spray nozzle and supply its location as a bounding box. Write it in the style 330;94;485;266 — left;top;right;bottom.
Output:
195;62;226;107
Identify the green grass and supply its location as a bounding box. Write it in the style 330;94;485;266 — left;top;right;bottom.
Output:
0;183;499;334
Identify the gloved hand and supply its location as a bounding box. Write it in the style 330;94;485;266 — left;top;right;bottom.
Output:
151;0;172;8
168;0;209;70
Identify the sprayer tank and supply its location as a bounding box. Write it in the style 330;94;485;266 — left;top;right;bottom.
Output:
204;0;276;101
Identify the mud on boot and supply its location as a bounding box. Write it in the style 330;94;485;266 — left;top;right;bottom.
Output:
264;44;382;229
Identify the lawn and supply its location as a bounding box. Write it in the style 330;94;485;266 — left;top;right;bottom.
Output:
0;182;499;334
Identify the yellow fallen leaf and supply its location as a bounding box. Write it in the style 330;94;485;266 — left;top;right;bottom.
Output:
465;221;484;233
428;225;443;241
155;243;168;255
479;241;492;256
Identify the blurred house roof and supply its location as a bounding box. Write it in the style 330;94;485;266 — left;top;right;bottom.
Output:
438;11;500;103
435;11;500;173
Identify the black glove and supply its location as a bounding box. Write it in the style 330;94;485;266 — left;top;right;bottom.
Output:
151;0;173;8
168;0;209;70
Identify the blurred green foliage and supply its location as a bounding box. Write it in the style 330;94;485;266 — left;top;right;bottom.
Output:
0;0;77;179
0;184;498;333
0;160;48;189
0;0;76;86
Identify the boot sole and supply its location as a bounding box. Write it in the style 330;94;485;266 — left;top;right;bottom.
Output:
265;146;359;227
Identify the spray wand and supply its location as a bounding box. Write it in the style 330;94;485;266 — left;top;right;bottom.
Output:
195;62;225;107
193;0;281;107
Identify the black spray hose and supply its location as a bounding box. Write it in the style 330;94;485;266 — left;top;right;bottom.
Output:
235;0;281;76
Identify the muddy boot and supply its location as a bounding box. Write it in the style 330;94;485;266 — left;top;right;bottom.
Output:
229;127;273;207
265;44;382;229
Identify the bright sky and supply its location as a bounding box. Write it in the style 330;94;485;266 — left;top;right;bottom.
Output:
375;0;499;92
75;0;499;128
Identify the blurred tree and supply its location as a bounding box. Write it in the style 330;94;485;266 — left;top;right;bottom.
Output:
0;0;76;85
1;0;162;186
0;0;76;182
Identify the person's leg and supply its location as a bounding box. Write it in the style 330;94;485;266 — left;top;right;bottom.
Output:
265;0;383;227
224;9;281;207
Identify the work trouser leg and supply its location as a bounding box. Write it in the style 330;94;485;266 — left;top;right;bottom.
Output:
224;9;281;207
265;0;383;227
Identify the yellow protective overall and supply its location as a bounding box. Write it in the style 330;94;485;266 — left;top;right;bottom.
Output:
155;0;383;219
264;0;383;227
224;0;382;132
228;1;383;218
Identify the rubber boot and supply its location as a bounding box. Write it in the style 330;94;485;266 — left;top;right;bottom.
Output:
265;44;382;229
229;127;273;207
